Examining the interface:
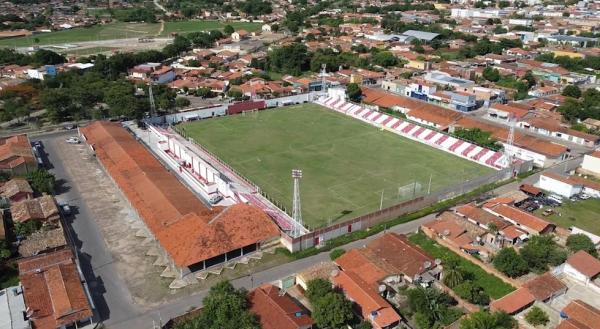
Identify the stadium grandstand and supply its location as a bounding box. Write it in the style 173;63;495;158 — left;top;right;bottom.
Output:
316;94;509;169
80;122;280;277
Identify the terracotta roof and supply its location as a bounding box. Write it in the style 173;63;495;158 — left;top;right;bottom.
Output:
566;251;600;278
17;249;93;329
455;204;510;230
332;271;401;328
559;300;600;329
520;183;542;196
500;225;527;240
18;224;67;257
490;103;530;119
485;204;553;233
490;287;535;314
0;178;32;199
365;233;436;279
523;272;566;301
249;284;313;329
10;195;59;223
81;121;280;268
335;249;393;285
0;134;36;170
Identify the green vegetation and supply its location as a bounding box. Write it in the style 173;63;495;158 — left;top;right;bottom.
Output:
0;263;19;289
460;310;517;329
454;128;502;151
26;169;56;194
520;235;567;274
346;83;362;102
0;22;160;47
534;198;600;235
174;281;259;329
14;220;42;237
161;20;261;36
566;234;598;256
406;287;463;329
536;52;600;73
493;248;528;278
409;233;515;299
306;278;354;329
558;89;600;122
329;248;346;260
180;104;491;228
0;239;11;260
525;306;549;327
562;84;582;98
454;281;490;305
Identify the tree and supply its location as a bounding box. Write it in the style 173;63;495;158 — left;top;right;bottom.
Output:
223;24;234;35
312;292;354;329
26;169;56;194
493;248;529;277
271;23;279;33
329;248;346;260
482;67;500;82
407;287;460;328
460;310;517;329
0;239;11;260
566;234;597;256
454;281;490;305
562;85;582;98
347;83;362;102
14;220;42;237
443;260;464;288
372;51;398;67
525;306;549;327
521;235;568;273
305;278;333;304
175;97;191;109
175;281;259;329
522;70;536;89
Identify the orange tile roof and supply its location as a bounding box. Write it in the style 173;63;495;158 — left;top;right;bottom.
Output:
333;271;401;328
335;249;391;285
523;272;566;301
490;103;530;119
566;251;600;278
365;233;436;279
17;249;93;329
249;284;313;329
0;134;36;170
560;300;600;329
81;122;280;268
455;204;510;230
490;287;535;314
485;204;553;233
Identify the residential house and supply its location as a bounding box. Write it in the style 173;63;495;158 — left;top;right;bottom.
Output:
231;29;249;41
554;251;600;286
332;270;402;329
18;249;94;329
519;115;600;147
249;284;313;329
422;212;490;257
491;272;567;314
581;151;600;177
0;134;37;175
129;63;175;84
557;300;600;329
10;195;60;225
488;103;531;122
0;178;33;203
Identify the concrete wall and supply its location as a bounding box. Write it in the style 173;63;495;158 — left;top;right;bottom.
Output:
537;175;581;197
582;154;600;176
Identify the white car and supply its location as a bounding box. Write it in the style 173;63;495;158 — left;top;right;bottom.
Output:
66;137;80;144
579;193;591;200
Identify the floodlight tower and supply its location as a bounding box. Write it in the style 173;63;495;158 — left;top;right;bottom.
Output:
148;83;157;118
505;114;516;166
292;169;303;237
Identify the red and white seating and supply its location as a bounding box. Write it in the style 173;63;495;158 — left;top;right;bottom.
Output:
316;96;507;169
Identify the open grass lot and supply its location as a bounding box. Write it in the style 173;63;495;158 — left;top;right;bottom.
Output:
0;20;260;47
161;20;262;36
409;233;515;299
534;198;600;235
0;22;160;47
180;103;492;229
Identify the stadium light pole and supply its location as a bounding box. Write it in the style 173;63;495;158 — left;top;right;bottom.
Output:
292;169;303;238
379;190;384;210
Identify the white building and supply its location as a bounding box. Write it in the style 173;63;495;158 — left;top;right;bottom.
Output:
554;251;600;286
0;286;30;329
581;151;600;177
536;172;600;198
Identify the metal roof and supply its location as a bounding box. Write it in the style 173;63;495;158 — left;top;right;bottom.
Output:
401;30;440;41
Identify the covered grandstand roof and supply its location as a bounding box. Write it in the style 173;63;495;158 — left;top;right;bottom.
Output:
81;121;280;268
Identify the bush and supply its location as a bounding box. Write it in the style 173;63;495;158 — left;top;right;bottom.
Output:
525;306;549;326
521;235;568;273
14;220;42;237
454;281;490;305
26;169;56;195
566;234;598;257
305;278;333;304
329;248;346;260
493;247;529;277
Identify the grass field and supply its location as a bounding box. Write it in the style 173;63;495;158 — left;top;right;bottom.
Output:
409;233;515;299
534;198;600;235
160;20;262;36
0;20;261;47
180;103;492;229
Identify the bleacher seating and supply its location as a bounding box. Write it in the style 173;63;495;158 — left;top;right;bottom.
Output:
315;96;508;169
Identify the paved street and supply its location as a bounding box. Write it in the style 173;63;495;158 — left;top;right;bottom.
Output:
32;129;586;329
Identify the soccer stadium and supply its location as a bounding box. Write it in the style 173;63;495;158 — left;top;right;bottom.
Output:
178;101;497;230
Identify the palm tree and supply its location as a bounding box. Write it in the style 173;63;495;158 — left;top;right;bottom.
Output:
443;262;464;289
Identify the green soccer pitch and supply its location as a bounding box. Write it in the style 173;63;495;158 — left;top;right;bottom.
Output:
179;103;493;229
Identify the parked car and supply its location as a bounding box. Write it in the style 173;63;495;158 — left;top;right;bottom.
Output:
579;193;591;200
63;123;76;130
208;194;223;205
61;204;72;216
66;137;80;144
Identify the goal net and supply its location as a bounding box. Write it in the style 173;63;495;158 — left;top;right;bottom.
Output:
241;109;259;117
396;181;423;200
